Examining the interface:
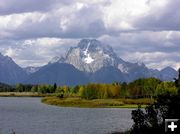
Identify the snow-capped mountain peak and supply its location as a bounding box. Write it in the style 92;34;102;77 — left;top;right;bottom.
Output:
64;39;121;72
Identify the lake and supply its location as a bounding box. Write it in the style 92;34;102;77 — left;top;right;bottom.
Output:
0;97;134;134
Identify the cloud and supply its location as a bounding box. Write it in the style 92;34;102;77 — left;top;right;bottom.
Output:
0;0;179;70
102;0;149;31
134;0;180;31
0;0;74;15
0;0;179;39
0;38;78;67
121;51;180;70
0;1;108;39
98;31;180;70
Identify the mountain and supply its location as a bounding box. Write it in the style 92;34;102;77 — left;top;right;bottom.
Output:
24;66;41;75
0;53;27;84
91;66;127;83
49;39;163;82
159;66;178;81
26;63;89;86
64;39;123;73
0;39;178;85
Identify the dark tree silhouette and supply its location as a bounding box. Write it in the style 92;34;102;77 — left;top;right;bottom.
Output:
131;68;180;134
174;68;180;94
53;83;57;91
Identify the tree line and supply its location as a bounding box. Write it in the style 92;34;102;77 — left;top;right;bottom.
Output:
0;77;178;99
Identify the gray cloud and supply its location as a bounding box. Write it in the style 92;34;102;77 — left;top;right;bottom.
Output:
134;0;180;31
0;0;74;15
0;1;107;40
99;31;180;69
0;0;179;70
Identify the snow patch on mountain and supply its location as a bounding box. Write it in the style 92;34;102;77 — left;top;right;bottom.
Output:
83;42;94;64
118;64;129;73
24;66;41;74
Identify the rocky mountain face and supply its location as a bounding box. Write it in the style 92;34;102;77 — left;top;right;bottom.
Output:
0;53;27;84
64;39;123;73
0;39;178;85
51;39;149;74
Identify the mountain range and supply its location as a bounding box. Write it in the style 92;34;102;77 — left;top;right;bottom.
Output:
0;39;178;85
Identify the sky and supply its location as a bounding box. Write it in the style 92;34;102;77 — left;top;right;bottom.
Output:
0;0;180;70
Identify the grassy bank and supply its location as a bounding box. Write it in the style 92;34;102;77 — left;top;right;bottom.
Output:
42;97;154;108
0;92;48;97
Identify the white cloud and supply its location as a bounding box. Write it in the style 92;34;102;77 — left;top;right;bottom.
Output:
25;38;64;47
102;0;149;30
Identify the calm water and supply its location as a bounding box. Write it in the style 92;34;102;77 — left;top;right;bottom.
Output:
0;97;133;134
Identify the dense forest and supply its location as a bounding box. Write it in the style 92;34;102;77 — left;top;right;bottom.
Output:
0;77;178;99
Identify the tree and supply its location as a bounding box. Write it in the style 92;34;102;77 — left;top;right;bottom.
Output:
31;85;38;92
121;82;129;98
53;83;57;93
174;68;180;93
16;83;25;92
130;68;180;134
110;84;121;98
56;87;64;98
155;82;177;96
38;84;51;94
72;85;80;94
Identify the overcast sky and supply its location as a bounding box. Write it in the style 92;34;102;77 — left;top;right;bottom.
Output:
0;0;179;70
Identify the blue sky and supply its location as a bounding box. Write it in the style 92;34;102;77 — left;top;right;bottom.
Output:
0;0;180;70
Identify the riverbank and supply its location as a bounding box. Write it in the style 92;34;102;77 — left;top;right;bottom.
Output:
0;92;47;97
42;97;153;108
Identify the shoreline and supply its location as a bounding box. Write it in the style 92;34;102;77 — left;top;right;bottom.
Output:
0;92;153;108
42;96;152;108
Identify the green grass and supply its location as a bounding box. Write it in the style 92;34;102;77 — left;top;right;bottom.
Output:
42;97;153;108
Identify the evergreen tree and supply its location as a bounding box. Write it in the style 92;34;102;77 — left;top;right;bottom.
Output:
53;83;57;93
